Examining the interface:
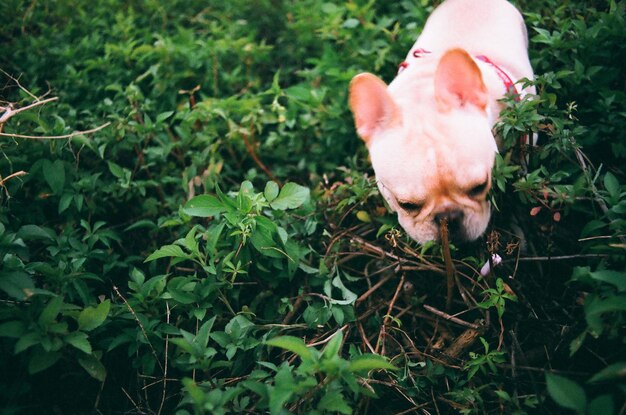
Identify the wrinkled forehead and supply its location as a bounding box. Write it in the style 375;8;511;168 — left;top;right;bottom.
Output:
369;113;496;198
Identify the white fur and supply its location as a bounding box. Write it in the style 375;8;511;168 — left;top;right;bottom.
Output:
349;0;534;243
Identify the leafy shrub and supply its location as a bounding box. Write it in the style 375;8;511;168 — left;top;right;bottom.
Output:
0;0;624;414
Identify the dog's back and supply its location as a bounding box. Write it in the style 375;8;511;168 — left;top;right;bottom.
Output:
349;0;536;243
412;0;533;81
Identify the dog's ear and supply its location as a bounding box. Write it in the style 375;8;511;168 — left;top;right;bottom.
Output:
435;49;488;111
349;73;399;144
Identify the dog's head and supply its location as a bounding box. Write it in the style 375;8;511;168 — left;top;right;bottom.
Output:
349;49;497;243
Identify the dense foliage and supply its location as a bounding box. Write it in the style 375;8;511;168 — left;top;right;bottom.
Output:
0;0;624;413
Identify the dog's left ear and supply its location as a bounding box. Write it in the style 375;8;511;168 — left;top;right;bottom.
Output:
435;48;488;111
349;73;399;145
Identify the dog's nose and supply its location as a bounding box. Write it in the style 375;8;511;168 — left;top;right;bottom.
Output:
434;209;464;239
434;208;463;224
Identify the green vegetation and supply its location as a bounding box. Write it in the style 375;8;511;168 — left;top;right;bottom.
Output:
0;0;624;413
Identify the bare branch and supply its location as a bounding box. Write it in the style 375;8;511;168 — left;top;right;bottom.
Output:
0;170;28;187
0;97;58;124
0;68;40;101
0;71;106;141
423;304;481;330
0;122;111;140
113;285;165;373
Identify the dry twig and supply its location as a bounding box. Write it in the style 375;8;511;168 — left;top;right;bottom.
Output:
439;219;457;311
0;71;109;140
423;304;481;330
0;97;58;125
113;285;165;373
0;122;111;140
375;274;405;355
443;324;484;362
0;170;27;187
356;273;394;305
157;301;171;415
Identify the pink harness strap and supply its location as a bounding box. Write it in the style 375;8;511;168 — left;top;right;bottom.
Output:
474;55;520;101
397;49;530;146
398;49;521;100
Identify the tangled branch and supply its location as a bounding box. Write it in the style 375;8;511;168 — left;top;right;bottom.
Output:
0;69;110;140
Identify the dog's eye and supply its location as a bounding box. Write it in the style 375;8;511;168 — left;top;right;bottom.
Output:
398;201;423;213
468;181;489;198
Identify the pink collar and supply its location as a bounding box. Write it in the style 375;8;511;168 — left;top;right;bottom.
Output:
398;49;521;101
474;55;520;101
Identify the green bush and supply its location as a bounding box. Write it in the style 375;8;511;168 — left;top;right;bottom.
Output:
0;0;624;413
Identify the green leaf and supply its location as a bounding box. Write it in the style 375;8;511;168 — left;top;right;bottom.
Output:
356;210;372;223
0;320;25;338
192;307;206;321
303;303;332;327
269;182;310;210
224;315;255;345
17;225;55;241
124;220;158;232
494;389;511;401
331;306;345;325
195;316;217;348
250;217;284;259
348;354;397;373
265;335;314;362
78;354;107;381
15;332;40;354
78;300;111;331
545;373;586;412
264;181;279;202
28;350;61;375
318;389;352;414
285;85;312;102
569;331;587;356
182;378;204;404
28;350;61;374
107;161;124;178
580;220;607;238
588;394;614;415
322;331;343;359
269;365;296;415
269;384;292;415
59;193;73;213
241;379;269;401
588;361;626;383
205;222;225;254
65;331;93;354
38;296;63;326
182;226;199;254
584;294;626;335
321;3;338;13
168;288;196;305
183;195;226;217
284;239;304;276
156;110;175;124
604;172;620;200
145;244;188;262
328;275;358;305
342;18;360;29
0;271;35;300
42;159;65;194
588;270;626;292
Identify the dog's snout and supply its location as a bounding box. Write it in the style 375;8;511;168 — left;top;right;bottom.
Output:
434;209;463;224
434;209;464;239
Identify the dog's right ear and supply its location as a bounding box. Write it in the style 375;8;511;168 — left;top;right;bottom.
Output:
349;73;398;145
434;49;488;111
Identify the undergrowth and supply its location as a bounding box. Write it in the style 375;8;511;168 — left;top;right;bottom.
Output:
0;0;624;414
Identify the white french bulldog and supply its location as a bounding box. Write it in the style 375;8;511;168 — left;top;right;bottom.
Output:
349;0;535;243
